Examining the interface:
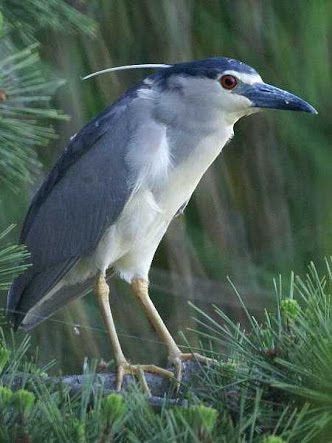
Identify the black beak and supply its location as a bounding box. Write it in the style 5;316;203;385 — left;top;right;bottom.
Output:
242;82;317;114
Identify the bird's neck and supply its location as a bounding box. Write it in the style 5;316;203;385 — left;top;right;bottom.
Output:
152;122;233;219
155;87;235;131
164;108;234;167
134;89;235;201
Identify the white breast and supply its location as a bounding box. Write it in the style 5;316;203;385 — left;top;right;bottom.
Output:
157;126;233;217
92;123;233;280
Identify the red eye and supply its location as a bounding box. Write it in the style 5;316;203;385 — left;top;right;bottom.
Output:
220;75;238;90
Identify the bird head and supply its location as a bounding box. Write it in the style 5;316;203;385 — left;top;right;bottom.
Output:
84;57;317;126
150;57;317;124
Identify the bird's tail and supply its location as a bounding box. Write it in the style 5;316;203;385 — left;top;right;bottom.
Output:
19;275;94;331
7;269;33;329
7;258;78;330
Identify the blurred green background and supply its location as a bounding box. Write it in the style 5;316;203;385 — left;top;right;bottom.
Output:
0;0;331;373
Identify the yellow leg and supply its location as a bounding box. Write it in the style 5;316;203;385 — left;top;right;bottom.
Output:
131;278;214;385
95;273;173;395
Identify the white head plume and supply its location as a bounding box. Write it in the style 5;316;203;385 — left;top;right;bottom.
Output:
82;63;171;80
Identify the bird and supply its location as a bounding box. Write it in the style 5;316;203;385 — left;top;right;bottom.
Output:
7;57;317;393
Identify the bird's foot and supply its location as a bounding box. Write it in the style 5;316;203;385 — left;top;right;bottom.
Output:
116;360;174;396
169;352;216;387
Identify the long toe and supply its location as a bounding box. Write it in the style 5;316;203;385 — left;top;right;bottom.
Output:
168;352;217;390
116;363;126;391
115;362;174;396
180;352;216;365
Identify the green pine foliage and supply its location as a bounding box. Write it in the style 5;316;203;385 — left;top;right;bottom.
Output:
0;0;95;191
0;261;331;442
191;260;332;442
0;225;30;291
0;42;68;189
0;0;96;43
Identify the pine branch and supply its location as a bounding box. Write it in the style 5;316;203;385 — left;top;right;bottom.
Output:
0;1;97;191
1;256;331;440
1;361;204;408
0;42;68;189
0;226;30;290
0;0;96;43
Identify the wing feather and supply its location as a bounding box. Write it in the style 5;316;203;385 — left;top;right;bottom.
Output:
7;84;147;325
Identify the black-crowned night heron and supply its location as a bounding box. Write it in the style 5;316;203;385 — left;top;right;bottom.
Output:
7;57;317;392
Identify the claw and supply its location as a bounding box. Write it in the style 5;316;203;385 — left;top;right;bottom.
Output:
169;352;216;390
173;357;182;383
115;361;174;396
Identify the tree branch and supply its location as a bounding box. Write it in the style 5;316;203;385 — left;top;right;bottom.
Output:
2;361;208;408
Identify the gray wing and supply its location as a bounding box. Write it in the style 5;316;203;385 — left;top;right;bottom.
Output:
7;85;144;325
22;94;138;268
24;118;131;268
